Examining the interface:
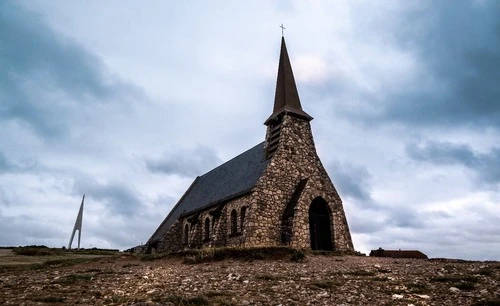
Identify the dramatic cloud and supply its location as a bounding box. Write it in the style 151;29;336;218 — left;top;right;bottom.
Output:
328;160;372;203
366;1;500;130
72;174;143;217
407;141;500;187
0;151;11;173
146;146;222;178
0;1;142;138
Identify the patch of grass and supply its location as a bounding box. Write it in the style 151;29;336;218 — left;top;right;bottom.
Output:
211;297;236;306
453;281;475;291
290;249;306;262
96;270;116;275
180;246;305;264
472;299;500;306
443;264;456;271
310;279;342;289
14;246;64;256
56;273;93;284
204;291;233;298
34;257;98;269
103;294;125;304
345;270;376;277
256;274;281;281
68;248;119;256
430;275;479;283
155;294;210;305
140;253;170;261
479;269;494;276
311;250;343;256
33;296;65;303
406;282;430;293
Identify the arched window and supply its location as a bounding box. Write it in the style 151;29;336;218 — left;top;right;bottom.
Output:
230;209;238;235
184;224;189;244
204;217;210;240
240;206;247;232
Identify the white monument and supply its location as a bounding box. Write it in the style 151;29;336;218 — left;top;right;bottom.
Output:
68;194;84;249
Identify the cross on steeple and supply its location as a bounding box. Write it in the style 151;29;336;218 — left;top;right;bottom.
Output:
280;24;286;36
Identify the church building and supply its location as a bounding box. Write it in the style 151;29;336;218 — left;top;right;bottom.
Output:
147;37;354;253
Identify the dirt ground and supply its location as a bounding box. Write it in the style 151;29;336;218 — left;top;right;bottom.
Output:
0;250;499;305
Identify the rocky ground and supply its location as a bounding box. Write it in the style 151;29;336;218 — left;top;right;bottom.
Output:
0;251;499;305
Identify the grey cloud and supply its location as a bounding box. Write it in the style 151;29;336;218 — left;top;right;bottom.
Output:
0;151;11;173
72;175;143;217
406;140;500;186
379;1;500;130
0;150;37;174
350;206;430;235
0;187;9;206
0;1;143;138
146;145;222;177
364;206;499;259
328;160;372;203
312;1;500;132
0;213;65;247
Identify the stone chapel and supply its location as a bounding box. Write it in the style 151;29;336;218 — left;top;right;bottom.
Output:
147;37;354;253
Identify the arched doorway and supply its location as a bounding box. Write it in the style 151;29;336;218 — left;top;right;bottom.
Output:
309;197;333;251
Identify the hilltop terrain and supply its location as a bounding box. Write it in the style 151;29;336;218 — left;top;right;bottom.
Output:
0;248;499;305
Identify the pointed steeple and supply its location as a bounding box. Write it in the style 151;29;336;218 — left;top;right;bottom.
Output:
265;37;313;125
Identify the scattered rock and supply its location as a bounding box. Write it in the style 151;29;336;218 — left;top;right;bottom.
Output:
227;273;241;281
1;255;498;305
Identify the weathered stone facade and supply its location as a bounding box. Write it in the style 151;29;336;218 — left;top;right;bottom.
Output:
148;37;353;253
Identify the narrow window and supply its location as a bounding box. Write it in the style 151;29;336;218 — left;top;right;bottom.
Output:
204;217;210;240
230;209;238;235
184;224;189;244
240;206;247;232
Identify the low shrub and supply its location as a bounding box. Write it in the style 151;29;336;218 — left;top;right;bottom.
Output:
345;270;376;277
13;246;63;256
406;282;430;293
290;249;306;262
472;299;500;306
179;246;306;264
32;296;65;303
310;279;342;289
453;281;475;291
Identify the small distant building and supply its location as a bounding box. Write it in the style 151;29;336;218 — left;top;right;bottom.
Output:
370;248;428;259
125;245;147;253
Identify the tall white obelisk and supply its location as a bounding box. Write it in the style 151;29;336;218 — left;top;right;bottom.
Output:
68;194;85;250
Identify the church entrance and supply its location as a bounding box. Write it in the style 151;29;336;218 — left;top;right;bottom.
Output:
309;197;333;251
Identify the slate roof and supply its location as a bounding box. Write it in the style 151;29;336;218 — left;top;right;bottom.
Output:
148;142;270;243
370;248;428;259
265;37;312;125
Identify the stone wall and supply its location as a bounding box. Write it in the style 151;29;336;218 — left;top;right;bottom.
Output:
245;114;354;251
157;195;253;252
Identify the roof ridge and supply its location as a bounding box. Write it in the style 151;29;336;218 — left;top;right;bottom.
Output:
198;141;265;179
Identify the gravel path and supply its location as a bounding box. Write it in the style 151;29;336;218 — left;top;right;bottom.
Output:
1;255;499;305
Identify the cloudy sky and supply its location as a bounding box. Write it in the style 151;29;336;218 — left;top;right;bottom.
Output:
1;0;499;260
